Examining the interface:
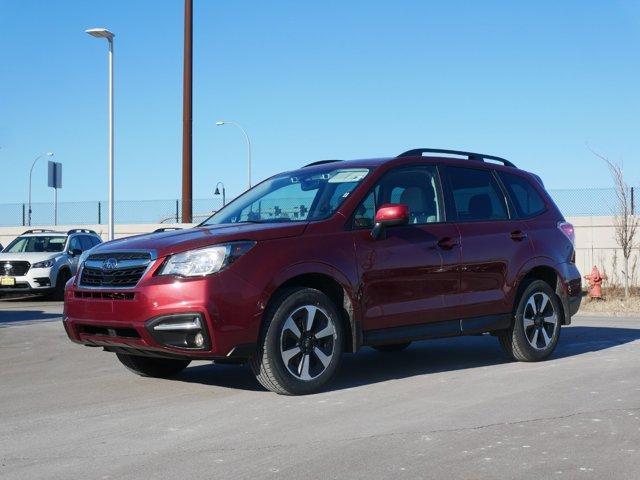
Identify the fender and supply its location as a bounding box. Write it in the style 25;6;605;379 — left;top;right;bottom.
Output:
261;261;362;352
513;255;571;324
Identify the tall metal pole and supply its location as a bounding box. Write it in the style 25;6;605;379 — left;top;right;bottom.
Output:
54;187;58;226
86;28;115;239
181;0;193;223
108;37;115;240
27;152;53;226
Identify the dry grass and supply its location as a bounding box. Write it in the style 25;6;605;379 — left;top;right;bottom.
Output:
579;288;640;316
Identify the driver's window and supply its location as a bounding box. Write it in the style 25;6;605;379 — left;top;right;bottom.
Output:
68;236;82;253
353;166;443;228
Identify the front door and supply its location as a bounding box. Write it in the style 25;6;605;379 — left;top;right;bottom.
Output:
352;165;461;331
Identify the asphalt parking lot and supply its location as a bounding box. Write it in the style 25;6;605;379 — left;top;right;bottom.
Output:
1;298;639;479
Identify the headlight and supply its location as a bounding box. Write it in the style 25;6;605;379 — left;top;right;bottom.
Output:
158;241;256;277
33;259;55;269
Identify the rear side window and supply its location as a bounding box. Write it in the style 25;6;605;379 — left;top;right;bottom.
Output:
446;167;508;222
499;171;547;218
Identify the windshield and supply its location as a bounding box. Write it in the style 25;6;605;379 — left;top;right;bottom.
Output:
201;167;370;225
4;236;66;253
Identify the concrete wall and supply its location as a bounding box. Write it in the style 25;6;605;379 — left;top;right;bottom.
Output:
572;216;639;288
1;217;637;288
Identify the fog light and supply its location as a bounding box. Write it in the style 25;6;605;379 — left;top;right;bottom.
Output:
146;314;210;350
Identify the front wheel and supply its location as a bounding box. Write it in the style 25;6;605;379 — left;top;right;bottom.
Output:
116;353;191;378
51;269;71;301
499;280;562;362
250;287;344;395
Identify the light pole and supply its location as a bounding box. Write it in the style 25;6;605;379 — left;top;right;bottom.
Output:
28;152;54;226
214;181;226;207
216;121;252;189
86;27;115;240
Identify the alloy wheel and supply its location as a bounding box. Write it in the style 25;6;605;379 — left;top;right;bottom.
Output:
279;305;336;381
522;291;558;350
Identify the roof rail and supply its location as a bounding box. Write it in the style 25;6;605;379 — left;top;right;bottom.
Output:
22;229;57;235
67;228;97;235
302;160;343;168
397;148;516;168
153;227;182;233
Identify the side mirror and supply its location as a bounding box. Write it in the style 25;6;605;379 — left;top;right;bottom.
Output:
69;248;83;257
371;203;410;239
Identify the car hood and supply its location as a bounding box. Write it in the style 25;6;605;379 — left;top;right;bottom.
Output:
90;222;308;258
0;252;61;263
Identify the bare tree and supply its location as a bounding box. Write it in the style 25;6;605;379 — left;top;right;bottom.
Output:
589;146;638;297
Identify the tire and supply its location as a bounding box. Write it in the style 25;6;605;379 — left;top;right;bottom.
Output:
499;280;562;362
372;342;411;352
51;269;71;301
250;287;344;395
116;353;191;378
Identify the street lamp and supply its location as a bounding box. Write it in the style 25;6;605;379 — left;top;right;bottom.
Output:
86;27;115;240
28;152;54;226
215;120;252;189
214;181;226;207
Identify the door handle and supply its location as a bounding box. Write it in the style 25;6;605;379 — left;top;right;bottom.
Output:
510;230;528;241
437;237;459;250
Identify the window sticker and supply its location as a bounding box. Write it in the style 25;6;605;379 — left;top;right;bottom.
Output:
328;169;369;183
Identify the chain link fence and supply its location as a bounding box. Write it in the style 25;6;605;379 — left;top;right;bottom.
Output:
0;198;224;227
0;187;636;227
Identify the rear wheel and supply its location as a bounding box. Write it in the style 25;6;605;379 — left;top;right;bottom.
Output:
499;280;562;362
116;353;191;378
372;342;411;352
250;287;344;395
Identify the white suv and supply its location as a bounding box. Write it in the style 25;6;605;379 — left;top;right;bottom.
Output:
0;229;102;299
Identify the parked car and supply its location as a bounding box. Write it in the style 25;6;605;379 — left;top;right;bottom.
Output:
63;149;581;394
0;229;102;299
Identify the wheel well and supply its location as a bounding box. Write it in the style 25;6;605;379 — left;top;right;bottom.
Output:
272;273;356;353
57;266;71;282
514;266;565;321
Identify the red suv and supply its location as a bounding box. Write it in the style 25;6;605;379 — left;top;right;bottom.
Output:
63;149;581;395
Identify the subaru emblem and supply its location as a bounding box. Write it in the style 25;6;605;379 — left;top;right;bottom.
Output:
3;263;11;275
103;258;118;270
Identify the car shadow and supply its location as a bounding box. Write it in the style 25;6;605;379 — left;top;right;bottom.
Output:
0;309;61;326
172;325;640;393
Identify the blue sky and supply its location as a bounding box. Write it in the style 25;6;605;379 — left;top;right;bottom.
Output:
1;0;639;205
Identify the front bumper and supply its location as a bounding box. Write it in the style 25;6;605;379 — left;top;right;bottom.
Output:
63;270;263;361
0;274;53;294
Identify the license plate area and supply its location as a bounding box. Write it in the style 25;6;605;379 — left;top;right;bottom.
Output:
0;276;16;286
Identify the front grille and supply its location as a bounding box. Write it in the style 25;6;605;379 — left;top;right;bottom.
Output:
81;265;148;288
79;251;152;288
1;261;30;276
74;290;135;300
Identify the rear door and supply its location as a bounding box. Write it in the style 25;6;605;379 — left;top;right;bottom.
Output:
442;165;533;321
353;165;461;331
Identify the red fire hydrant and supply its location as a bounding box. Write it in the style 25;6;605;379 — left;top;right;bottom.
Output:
584;266;605;299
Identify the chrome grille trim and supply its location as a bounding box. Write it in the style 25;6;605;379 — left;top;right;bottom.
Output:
78;250;157;289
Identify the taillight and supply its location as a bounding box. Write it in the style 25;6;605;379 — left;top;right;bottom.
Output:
558;221;575;245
